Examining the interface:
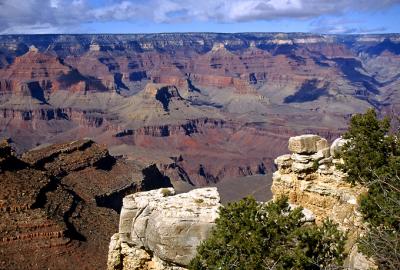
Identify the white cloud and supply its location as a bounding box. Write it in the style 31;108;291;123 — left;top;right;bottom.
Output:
0;0;398;33
88;1;146;21
310;17;388;34
312;24;388;34
3;23;65;35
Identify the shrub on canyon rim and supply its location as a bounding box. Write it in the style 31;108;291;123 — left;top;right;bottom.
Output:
340;109;400;269
339;108;395;185
189;197;346;270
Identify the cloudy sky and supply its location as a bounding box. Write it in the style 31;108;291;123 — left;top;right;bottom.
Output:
0;0;399;34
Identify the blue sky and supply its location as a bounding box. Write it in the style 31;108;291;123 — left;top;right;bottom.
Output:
0;0;399;34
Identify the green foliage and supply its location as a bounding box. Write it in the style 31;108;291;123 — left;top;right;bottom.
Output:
357;167;400;270
295;220;347;269
312;160;320;171
359;226;400;269
161;188;172;197
339;108;394;185
189;197;346;270
339;109;400;228
339;109;400;269
358;172;400;230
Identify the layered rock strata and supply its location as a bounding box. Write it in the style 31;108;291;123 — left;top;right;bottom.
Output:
272;135;375;269
0;139;172;270
108;188;220;270
5;32;396;187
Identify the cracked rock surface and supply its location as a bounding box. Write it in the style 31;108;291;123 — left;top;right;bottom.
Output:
108;187;221;270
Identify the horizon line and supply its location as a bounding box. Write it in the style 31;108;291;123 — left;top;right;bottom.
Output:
0;31;399;36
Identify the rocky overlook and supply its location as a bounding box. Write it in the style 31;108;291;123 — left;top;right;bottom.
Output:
108;134;376;270
1;33;399;187
272;135;375;269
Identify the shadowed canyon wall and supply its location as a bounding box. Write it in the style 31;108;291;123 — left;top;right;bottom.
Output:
0;33;399;185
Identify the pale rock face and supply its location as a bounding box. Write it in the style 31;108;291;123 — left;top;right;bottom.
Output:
330;137;349;157
291;153;312;163
289;204;316;222
211;42;225;51
272;135;375;270
89;43;101;51
316;138;329;151
29;45;39;53
310;151;324;161
274;154;292;165
319;147;331;158
347;246;377;270
274;154;293;173
108;187;221;270
288;134;324;154
291;161;316;173
108;234;186;270
319;156;333;165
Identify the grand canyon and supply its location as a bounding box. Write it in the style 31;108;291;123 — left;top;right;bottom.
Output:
1;33;400;269
1;33;400;184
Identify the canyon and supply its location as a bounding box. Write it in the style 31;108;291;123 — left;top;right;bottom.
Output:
0;33;399;269
0;33;399;187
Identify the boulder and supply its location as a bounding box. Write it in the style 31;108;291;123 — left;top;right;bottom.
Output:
310;151;325;162
346;245;377;270
118;188;175;243
288;134;323;154
111;187;221;269
330;137;349;158
289;204;316;223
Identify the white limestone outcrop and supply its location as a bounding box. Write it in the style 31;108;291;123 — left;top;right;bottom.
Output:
108;187;221;270
288;134;328;154
273;135;376;269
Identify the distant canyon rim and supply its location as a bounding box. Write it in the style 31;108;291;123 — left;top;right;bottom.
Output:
0;33;399;189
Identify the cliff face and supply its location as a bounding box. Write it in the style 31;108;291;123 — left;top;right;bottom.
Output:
0;49;115;96
1;33;398;102
272;135;362;229
272;135;375;269
0;139;173;270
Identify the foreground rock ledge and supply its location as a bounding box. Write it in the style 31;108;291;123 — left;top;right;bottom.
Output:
108;187;221;270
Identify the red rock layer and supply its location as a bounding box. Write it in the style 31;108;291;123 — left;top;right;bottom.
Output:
0;50;116;96
0;139;172;270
